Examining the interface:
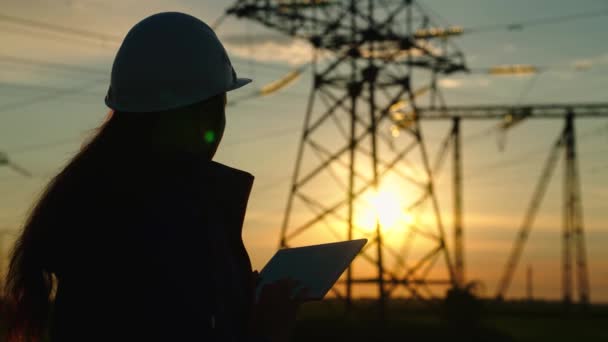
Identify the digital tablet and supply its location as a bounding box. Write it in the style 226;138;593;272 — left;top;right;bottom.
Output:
256;239;367;300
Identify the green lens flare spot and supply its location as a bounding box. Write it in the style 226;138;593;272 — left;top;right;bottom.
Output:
204;130;216;144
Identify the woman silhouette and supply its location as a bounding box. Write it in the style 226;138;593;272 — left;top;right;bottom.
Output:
5;12;302;342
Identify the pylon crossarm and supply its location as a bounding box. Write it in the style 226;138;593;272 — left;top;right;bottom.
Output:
417;103;608;120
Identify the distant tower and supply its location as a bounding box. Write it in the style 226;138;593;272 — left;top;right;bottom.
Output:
562;112;590;306
495;111;591;306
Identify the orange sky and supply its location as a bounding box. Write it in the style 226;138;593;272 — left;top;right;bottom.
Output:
0;0;607;303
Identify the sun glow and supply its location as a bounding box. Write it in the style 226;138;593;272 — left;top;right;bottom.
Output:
355;186;415;233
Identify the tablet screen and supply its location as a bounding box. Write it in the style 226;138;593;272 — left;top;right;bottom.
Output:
257;239;367;300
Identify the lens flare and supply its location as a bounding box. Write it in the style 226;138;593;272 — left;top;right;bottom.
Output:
355;187;415;233
204;130;216;143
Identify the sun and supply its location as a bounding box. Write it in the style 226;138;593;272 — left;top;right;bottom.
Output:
355;186;415;233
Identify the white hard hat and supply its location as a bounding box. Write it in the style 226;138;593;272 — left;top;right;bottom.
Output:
105;12;252;112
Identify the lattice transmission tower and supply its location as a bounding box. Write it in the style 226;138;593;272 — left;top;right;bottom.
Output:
227;0;468;315
418;104;608;306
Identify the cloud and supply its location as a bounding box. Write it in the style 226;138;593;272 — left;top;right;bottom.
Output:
225;38;314;66
221;33;291;45
548;52;608;80
573;59;594;70
476;78;491;87
571;52;608;70
438;78;462;88
438;77;491;89
503;43;517;53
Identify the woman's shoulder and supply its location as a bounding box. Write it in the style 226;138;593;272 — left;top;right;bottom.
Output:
207;160;254;182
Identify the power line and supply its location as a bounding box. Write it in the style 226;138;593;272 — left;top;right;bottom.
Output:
3;120;301;155
465;8;608;34
2;123;301;176
0;55;107;75
0;54;287;85
465;152;608;190
0;82;101;98
252;175;292;194
0;58;302;118
0;23;114;49
0;79;107;115
5;136;84;155
0;11;299;77
468;63;607;75
0;78;305;117
232;59;298;74
222;126;301;148
0;12;122;43
463;123;608;183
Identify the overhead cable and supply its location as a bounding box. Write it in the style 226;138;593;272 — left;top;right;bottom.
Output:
0;12;122;43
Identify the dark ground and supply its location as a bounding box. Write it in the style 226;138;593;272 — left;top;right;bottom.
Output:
292;299;608;342
1;299;606;341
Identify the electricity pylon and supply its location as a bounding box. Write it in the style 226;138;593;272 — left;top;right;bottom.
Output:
227;0;467;316
418;104;608;306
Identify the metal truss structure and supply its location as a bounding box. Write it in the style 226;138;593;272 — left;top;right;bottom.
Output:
226;0;607;311
415;104;608;306
228;0;468;316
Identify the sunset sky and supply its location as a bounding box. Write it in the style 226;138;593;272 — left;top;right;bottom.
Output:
0;0;607;302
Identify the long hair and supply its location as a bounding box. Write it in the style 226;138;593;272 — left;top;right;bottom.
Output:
3;94;226;342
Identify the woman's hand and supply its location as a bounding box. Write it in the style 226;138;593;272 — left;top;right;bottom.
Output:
249;271;307;342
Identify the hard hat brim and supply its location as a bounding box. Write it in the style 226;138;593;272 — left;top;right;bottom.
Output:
227;77;253;92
